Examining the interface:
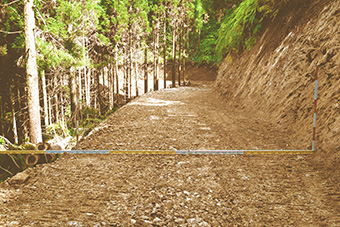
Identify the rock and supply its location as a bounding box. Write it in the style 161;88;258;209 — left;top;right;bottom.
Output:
199;221;211;227
153;217;162;222
9;172;30;185
175;218;185;224
187;218;202;224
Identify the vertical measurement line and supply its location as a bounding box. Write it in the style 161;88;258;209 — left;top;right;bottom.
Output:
312;66;318;151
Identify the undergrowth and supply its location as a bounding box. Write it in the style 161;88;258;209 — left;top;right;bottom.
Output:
0;107;119;182
216;0;282;62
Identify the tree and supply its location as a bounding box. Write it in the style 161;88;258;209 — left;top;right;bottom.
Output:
1;0;263;146
24;0;42;143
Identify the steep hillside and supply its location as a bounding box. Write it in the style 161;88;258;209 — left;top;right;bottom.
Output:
216;0;340;181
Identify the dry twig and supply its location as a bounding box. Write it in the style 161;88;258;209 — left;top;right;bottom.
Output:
0;0;20;7
0;165;13;176
7;154;20;169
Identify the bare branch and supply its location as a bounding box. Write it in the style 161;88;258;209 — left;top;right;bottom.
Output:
0;29;22;34
7;154;21;169
0;165;13;176
0;0;20;7
0;135;14;147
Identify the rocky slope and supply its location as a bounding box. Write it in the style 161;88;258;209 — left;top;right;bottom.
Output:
216;0;340;186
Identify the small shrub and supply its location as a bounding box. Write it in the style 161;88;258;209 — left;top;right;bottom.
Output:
0;137;5;145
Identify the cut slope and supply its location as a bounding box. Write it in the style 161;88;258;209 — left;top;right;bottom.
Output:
216;0;340;186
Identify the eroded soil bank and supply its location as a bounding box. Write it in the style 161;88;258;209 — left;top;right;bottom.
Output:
216;0;340;192
1;85;339;226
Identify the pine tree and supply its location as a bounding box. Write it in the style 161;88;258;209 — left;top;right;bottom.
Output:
24;0;42;143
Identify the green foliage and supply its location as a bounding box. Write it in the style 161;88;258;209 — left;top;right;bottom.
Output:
0;137;5;145
20;143;37;150
82;107;100;119
216;0;278;61
191;17;220;64
46;122;70;137
0;44;8;56
36;37;75;69
0;1;24;52
216;0;258;59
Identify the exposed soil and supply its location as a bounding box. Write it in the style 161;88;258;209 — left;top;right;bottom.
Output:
1;84;340;226
165;62;217;82
216;0;340;193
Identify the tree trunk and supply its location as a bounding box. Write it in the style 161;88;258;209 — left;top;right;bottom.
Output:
153;21;158;91
0;95;3;136
60;85;65;126
78;68;82;104
84;66;87;107
69;67;77;126
144;45;148;93
54;81;59;124
156;18;160;91
96;69;102;116
41;70;49;126
48;88;52;127
9;85;18;144
129;24;133;98
163;10;167;89
84;66;91;107
172;28;176;88
178;28;182;86
184;27;189;82
124;47;128;102
24;0;42;144
109;64;114;109
134;57;138;97
16;85;23;143
115;44;119;104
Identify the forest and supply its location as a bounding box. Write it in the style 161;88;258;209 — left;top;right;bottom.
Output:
0;0;283;177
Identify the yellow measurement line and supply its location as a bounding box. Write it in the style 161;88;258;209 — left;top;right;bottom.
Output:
0;150;313;155
0;150;45;154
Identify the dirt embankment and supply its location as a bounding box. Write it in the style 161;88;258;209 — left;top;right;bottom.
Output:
165;61;217;82
216;0;340;188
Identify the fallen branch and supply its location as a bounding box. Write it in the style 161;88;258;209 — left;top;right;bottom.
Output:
0;30;22;34
0;135;14;149
7;154;20;169
0;0;20;7
0;165;13;176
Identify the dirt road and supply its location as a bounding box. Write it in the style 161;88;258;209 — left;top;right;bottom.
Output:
1;83;339;226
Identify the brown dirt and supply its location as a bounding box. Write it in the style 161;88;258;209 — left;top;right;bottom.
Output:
165;62;217;82
1;85;340;226
216;0;340;198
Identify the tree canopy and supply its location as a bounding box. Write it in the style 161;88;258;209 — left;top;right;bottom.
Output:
0;0;283;145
